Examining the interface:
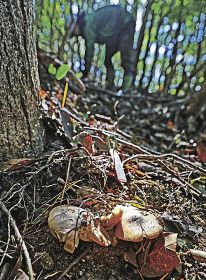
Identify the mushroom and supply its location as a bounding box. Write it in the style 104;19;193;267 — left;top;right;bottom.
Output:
48;205;111;253
100;205;163;242
100;205;124;229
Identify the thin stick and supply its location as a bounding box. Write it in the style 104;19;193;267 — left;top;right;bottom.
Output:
84;127;152;154
123;153;206;175
0;201;35;280
56;249;88;280
123;154;206;198
60;156;72;202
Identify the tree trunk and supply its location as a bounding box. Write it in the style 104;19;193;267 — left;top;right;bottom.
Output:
0;0;44;162
186;78;206;118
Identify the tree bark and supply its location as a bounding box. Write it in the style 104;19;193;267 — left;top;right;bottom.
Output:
0;0;44;162
186;78;206;117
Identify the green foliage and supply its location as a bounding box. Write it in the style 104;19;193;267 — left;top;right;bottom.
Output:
56;64;70;80
36;0;206;94
48;64;57;75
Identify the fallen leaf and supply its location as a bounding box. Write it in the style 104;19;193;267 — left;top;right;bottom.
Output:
138;233;180;278
124;250;138;267
55;90;63;101
2;158;33;172
164;232;178;252
16;269;29;280
197;142;206;162
110;149;127;183
38;89;48;99
167;120;175;130
60;110;73;138
82;134;95;154
89;115;96;126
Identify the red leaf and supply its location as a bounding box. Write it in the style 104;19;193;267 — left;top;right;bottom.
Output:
82;134;95;154
138;233;180;278
197;142;206;162
167;120;175;130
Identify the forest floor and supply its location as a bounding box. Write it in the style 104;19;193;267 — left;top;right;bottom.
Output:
0;78;206;280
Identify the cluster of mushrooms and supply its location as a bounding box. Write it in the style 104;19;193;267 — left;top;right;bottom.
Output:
48;204;163;253
48;205;181;277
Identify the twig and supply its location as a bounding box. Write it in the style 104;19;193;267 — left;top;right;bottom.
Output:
60;156;72;202
84;127;152;154
61;107;88;126
0;201;35;280
123;154;206;198
123;153;206;175
86;84;186;103
56;248;88;280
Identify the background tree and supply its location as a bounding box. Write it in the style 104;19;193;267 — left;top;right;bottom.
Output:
36;0;206;96
0;0;44;162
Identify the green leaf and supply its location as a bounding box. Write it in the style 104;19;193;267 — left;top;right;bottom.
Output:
56;64;70;80
48;63;57;75
75;72;83;79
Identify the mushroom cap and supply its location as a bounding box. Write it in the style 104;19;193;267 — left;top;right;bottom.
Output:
48;205;90;241
48;205;112;252
115;207;163;242
100;205;124;229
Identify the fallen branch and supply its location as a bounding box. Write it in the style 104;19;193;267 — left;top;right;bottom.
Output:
0;201;35;280
86;85;186;103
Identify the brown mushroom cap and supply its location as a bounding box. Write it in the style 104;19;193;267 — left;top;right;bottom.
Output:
48;205;111;252
115;207;163;242
48;205;89;241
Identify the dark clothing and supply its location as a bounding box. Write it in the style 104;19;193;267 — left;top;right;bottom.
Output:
77;5;136;88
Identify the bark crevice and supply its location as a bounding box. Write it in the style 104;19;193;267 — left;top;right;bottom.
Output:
0;0;44;162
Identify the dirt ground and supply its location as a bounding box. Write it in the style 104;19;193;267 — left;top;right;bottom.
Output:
0;84;206;280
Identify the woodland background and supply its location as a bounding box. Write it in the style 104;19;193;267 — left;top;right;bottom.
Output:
0;1;206;280
36;0;206;95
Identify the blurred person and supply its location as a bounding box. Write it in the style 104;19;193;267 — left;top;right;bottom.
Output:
70;5;136;90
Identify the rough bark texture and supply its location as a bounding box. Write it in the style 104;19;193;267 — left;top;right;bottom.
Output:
0;0;44;161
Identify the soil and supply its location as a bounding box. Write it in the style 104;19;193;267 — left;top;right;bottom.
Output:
0;82;206;280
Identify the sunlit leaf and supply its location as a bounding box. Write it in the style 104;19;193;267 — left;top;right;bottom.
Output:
56;64;70;80
48;63;57;75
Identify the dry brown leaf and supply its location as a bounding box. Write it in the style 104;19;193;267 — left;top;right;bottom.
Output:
2;158;33;172
16;269;29;280
164;232;178;252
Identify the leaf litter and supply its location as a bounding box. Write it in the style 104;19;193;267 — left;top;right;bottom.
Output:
0;70;206;279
